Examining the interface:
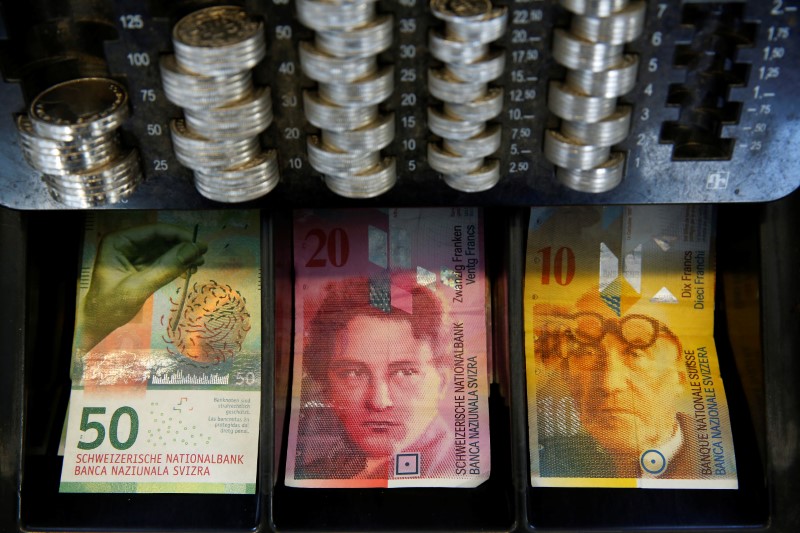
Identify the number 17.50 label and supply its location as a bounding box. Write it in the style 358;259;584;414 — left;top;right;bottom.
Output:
60;389;260;493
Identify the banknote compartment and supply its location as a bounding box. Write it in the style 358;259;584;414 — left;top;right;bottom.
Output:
14;210;265;531
510;205;770;531
269;207;516;531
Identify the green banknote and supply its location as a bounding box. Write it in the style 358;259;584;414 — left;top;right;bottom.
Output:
60;210;261;494
525;205;737;489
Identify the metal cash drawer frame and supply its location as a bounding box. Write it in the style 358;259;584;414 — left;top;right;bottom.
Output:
0;0;799;209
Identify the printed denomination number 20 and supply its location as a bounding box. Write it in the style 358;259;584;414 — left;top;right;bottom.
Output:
304;228;349;267
77;406;139;451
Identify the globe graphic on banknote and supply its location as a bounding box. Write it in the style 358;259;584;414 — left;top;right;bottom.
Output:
164;280;251;364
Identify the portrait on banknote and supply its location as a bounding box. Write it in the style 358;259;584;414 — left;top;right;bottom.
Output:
292;275;453;480
286;208;491;488
525;205;738;489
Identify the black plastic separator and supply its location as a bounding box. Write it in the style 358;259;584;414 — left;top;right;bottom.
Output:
1;208;27;533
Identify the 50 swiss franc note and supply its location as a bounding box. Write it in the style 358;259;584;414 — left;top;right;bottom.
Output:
286;208;491;488
60;210;262;494
524;206;737;489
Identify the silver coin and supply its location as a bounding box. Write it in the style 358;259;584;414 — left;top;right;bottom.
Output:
43;149;141;210
442;124;501;158
318;66;394;106
174;6;262;47
194;177;278;202
193;150;279;202
443;159;500;192
174;41;266;77
324;157;397;199
444;7;507;43
170;119;260;170
552;28;623;72
17;114;120;174
315;14;393;58
571;1;646;45
45;148;140;188
428;107;487;140
160;55;253;109
47;177;141;207
560;106;631;147
300;41;378;84
22;139;120;176
565;54;638;97
548;80;617;123
431;0;492;22
183;86;273;140
30;78;129;141
445;48;505;84
444;87;503;122
429;68;488;104
321;113;395;153
307;135;381;176
173;7;266;76
561;0;629;17
303;91;379;132
428;142;484;175
544;129;611;170
429;30;489;65
557;151;625;192
296;0;377;32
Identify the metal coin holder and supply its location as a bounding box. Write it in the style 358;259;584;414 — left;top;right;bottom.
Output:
163;5;279;203
545;0;645;193
297;0;397;199
427;0;508;193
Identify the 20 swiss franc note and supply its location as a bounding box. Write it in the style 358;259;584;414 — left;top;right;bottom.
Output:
524;205;737;489
60;210;262;494
286;208;491;488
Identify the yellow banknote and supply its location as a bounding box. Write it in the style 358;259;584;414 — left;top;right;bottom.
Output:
525;205;737;489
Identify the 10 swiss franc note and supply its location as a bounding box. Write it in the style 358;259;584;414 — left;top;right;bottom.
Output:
286;208;491;488
524;206;738;489
60;210;261;494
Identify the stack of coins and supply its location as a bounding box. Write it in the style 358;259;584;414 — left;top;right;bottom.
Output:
297;0;396;198
428;0;507;193
544;0;645;193
16;78;141;207
163;5;279;203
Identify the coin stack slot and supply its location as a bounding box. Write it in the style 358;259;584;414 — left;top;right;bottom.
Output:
659;3;757;160
162;5;279;203
297;0;396;198
544;0;645;193
15;77;142;207
0;1;118;102
427;0;507;193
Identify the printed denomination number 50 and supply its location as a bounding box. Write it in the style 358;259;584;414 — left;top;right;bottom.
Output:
304;228;349;268
77;406;139;451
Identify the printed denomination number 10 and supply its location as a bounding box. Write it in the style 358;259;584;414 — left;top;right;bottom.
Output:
537;246;575;286
304;228;350;267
